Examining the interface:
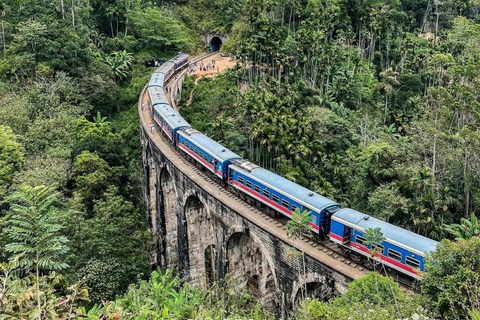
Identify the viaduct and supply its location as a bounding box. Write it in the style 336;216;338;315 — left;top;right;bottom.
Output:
139;49;367;317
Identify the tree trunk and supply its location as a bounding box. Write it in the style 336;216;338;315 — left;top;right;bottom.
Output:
384;95;388;123
209;244;215;282
302;251;307;299
61;0;65;19
71;0;75;28
464;149;470;217
36;258;42;320
1;16;5;58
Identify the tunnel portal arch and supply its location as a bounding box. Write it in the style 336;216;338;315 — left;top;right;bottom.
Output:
210;36;223;52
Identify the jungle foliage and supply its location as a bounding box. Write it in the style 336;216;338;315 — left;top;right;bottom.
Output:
178;0;480;318
1;0;480;318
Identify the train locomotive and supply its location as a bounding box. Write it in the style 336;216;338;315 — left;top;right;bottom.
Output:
146;53;439;280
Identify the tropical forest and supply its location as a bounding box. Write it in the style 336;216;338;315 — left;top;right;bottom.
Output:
0;0;480;319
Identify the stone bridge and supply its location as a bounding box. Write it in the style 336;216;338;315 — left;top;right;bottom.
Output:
139;57;366;317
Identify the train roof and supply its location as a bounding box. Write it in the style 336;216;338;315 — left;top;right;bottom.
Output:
149;87;169;106
178;128;241;162
332;208;438;255
172;53;189;62
156;61;175;73
231;160;339;212
149;72;165;87
154;104;191;129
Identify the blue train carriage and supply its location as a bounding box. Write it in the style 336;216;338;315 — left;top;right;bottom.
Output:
172;53;189;70
177;128;241;180
158;61;175;82
149;71;165;88
329;208;438;279
228;160;341;234
153;104;191;142
147;87;169;112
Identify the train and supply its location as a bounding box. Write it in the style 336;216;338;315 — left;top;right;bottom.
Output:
146;53;439;280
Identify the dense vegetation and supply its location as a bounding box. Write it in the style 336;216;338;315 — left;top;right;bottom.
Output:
182;0;480;241
0;0;479;318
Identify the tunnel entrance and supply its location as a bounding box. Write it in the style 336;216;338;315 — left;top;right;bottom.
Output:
210;37;222;52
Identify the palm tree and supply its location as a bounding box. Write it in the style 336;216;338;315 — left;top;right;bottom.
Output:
105;50;133;82
377;68;400;123
285;208;312;301
444;213;480;240
5;185;69;320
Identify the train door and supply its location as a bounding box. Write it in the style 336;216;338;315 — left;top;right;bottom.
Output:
323;207;340;237
344;226;351;244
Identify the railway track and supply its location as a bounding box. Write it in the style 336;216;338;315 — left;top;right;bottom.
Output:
144;52;420;293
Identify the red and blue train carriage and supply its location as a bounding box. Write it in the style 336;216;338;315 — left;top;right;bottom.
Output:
329;208;438;279
177;128;241;180
152;104;190;142
228;159;340;234
171;53;189;70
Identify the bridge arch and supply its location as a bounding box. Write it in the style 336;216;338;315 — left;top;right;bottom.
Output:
226;230;278;311
292;274;336;308
160;167;179;268
143;144;162;266
183;194;217;288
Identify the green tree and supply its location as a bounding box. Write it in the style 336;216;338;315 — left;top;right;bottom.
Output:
377;68;400;123
285;208;313;300
444;213;480;240
104;50;132;82
4;185;69;320
0;125;24;198
364;227;386;257
295;273;425;320
423;238;480;319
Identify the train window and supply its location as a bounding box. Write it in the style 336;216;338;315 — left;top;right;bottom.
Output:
372;244;384;254
291;204;298;212
309;214;317;225
388;249;402;261
405;257;420;269
246;181;253;189
272;194;280;203
263;189;270;198
182;140;185;145
195;149;199;154
356;236;366;246
204;155;208;161
254;185;261;193
210;159;214;164
189;145;194;151
238;176;244;184
281;199;289;209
